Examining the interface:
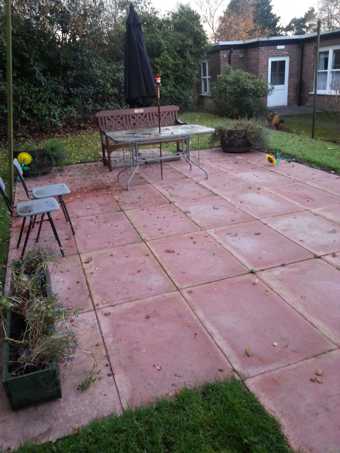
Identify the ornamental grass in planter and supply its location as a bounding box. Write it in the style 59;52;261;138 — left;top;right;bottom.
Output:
211;120;268;153
1;250;77;410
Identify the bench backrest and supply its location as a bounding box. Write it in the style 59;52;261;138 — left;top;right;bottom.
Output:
96;105;180;132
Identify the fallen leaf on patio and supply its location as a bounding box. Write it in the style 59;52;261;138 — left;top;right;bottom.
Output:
310;376;323;384
165;249;175;253
244;347;252;357
145;314;151;319
272;342;278;347
83;256;92;264
315;369;323;377
103;312;111;317
153;364;162;371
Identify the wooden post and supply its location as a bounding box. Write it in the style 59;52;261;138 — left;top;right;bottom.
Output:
312;19;321;140
5;0;14;204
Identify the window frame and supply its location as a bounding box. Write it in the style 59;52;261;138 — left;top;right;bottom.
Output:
317;45;340;95
200;61;211;96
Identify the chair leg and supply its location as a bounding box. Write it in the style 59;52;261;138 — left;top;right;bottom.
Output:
36;213;45;242
17;217;26;249
59;196;75;235
31;215;37;230
47;212;64;257
21;217;33;259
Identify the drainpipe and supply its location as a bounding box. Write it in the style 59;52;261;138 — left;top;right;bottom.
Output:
228;48;233;65
298;41;305;106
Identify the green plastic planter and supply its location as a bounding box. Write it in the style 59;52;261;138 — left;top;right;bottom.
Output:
2;311;62;411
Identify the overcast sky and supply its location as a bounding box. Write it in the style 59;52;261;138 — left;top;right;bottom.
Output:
154;0;318;26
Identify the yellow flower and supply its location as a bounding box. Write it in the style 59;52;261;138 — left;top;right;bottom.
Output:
17;152;33;166
266;153;276;165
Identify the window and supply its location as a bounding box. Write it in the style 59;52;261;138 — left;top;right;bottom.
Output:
200;61;210;95
317;47;340;94
270;60;286;85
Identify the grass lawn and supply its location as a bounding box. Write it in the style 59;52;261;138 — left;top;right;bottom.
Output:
17;379;291;453
283;112;340;144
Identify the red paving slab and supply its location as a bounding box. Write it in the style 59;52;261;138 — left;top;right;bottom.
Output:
125;204;199;240
82;242;175;307
313;202;340;224
322;252;340;269
269;181;340;209
247;350;340;453
0;311;121;451
225;188;302;218
98;292;232;408
66;189;120;218
308;173;340;195
236;168;293;188
48;255;93;312
211;220;313;270
179;195;254;229
158;180;213;206
74;211;140;253
260;259;340;345
183;275;333;378
265;211;340;255
114;184;169;210
148;231;246;288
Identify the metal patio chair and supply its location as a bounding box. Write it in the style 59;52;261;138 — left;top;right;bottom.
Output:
13;159;75;235
0;177;64;259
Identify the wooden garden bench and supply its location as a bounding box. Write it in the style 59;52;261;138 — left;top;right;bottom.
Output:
95;105;185;171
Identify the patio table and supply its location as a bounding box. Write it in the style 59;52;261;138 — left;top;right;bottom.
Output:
104;124;214;189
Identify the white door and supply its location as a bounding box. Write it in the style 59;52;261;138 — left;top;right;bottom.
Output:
267;57;289;107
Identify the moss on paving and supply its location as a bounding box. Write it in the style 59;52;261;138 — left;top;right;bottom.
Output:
17;379;291;453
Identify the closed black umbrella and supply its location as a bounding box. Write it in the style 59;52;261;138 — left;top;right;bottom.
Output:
124;4;156;107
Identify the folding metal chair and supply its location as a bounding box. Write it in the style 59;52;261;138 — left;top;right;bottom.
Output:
13;159;75;235
0;177;64;259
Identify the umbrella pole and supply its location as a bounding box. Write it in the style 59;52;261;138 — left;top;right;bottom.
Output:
156;82;163;180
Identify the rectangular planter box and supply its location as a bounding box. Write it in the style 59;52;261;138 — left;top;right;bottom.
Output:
2;311;62;411
2;267;62;411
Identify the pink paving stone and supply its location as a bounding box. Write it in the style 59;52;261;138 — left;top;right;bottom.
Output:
178;195;254;229
269;181;340;209
74;211;140;254
200;174;255;198
225;188;302;218
125;204;199;240
236;168;293;188
313;202;340;224
98;292;232;408
114;184;169;210
140;163;188;184
260;259;340;345
322;252;340;269
65;189;120;218
48;255;93;312
82;242;175;307
183;275;333;378
0;311;121;451
148;231;246;288
265;211;340;255
210;220;313;270
247;350;340;453
158;180;213;206
272;161;328;181
308;173;340;196
169;160;222;180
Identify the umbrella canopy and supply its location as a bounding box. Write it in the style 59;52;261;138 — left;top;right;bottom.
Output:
124;4;156;107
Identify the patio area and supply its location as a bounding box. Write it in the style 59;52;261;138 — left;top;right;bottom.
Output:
2;148;340;451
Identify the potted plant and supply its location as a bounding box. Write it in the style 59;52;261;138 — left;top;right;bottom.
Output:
1;250;77;410
211;120;267;153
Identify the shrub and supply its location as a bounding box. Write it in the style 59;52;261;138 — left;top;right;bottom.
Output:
44;139;67;167
211;120;268;152
212;67;268;118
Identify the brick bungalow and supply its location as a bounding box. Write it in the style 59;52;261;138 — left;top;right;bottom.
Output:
199;29;340;111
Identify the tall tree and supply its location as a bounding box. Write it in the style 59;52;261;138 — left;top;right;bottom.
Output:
194;0;225;42
318;0;340;31
216;1;257;41
285;7;316;35
253;0;280;35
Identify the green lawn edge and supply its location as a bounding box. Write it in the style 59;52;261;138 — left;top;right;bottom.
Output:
16;379;292;453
